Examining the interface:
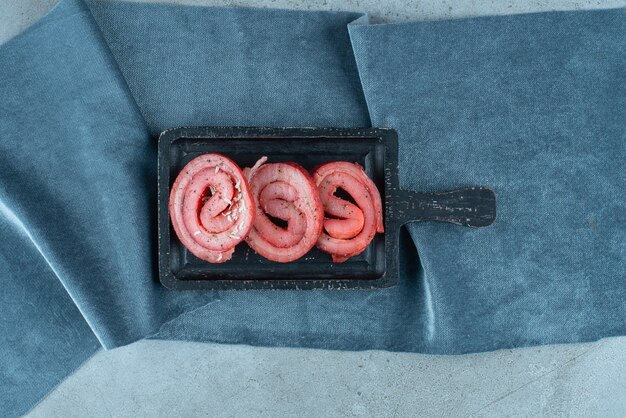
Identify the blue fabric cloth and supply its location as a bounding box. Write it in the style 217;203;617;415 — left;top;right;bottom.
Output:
87;2;370;135
348;9;626;352
0;0;624;415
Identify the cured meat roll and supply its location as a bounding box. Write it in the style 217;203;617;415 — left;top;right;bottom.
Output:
313;162;384;263
169;154;255;263
245;157;323;262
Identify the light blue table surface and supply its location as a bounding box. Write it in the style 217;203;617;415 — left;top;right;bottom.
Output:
1;1;624;416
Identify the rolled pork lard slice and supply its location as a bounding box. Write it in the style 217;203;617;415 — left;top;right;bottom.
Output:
169;154;255;263
245;157;323;262
313;162;384;263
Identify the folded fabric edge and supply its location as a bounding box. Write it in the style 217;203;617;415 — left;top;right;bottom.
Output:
0;0;107;351
0;0;82;50
0;0;153;349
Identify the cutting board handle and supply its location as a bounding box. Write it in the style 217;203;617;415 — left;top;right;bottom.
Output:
392;186;496;227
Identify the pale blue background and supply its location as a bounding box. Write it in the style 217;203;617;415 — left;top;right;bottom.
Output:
1;0;624;416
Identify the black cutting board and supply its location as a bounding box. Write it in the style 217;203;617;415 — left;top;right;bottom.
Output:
158;127;496;290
